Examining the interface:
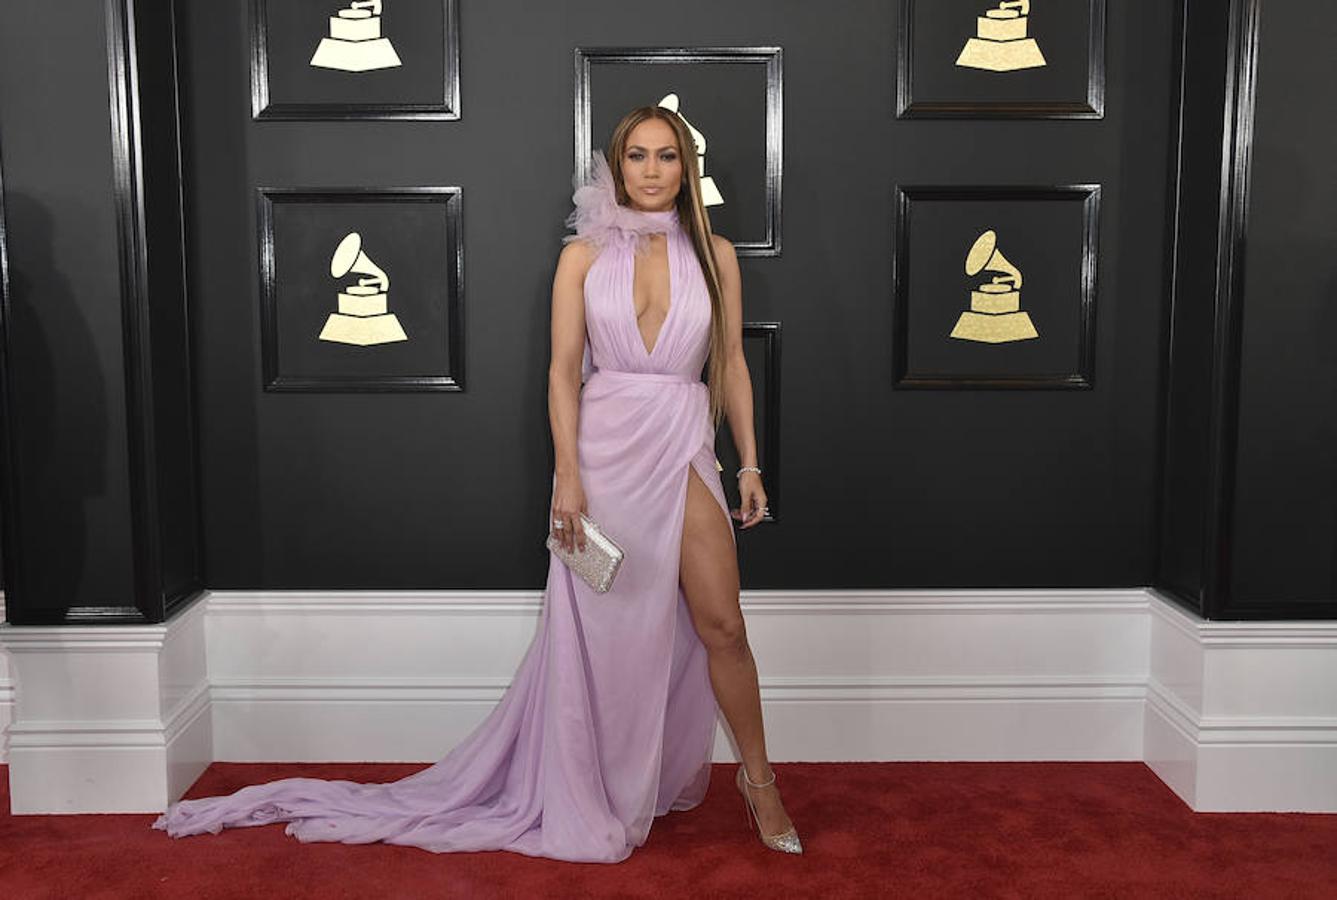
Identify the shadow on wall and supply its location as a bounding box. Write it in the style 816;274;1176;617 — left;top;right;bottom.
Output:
3;192;107;611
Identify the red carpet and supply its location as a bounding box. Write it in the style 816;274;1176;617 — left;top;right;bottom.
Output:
2;761;1334;898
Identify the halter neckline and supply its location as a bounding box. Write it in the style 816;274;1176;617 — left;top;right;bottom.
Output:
629;206;679;225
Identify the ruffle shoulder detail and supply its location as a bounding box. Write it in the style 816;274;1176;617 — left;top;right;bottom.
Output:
562;149;676;254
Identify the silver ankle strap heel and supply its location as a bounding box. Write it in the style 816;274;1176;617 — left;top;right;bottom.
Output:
735;764;803;854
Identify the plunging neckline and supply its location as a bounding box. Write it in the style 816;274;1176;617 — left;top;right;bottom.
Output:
629;230;675;359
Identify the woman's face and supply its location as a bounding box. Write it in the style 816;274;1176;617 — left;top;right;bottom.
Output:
621;118;683;213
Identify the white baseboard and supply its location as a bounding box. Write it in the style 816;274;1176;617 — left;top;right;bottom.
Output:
1142;593;1337;812
208;673;1149;763
0;595;10;765
2;587;1335;813
0;593;211;812
205;588;1150;762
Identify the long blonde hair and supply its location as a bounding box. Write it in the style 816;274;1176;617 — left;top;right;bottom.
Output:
604;107;728;431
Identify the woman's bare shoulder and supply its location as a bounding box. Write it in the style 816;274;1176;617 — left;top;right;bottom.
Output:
709;233;739;282
709;232;736;257
558;237;599;273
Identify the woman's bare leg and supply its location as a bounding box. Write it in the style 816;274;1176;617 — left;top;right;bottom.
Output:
679;464;794;837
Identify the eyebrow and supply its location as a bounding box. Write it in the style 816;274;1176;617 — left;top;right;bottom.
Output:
626;145;678;152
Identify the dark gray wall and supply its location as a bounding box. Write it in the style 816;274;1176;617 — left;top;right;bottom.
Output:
8;1;1325;621
0;0;202;623
1228;2;1337;611
0;0;137;612
1157;0;1335;619
1157;0;1230;612
180;0;1176;590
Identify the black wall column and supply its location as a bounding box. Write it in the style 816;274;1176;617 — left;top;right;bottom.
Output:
1157;0;1336;620
0;0;203;625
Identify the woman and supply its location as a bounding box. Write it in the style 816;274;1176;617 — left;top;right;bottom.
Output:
151;106;800;862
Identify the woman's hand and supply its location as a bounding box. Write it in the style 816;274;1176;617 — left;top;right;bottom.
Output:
732;471;768;529
550;473;588;554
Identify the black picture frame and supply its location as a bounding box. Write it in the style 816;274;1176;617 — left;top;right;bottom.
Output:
250;0;461;120
574;46;783;257
713;322;782;523
891;184;1101;390
897;0;1106;119
255;186;465;392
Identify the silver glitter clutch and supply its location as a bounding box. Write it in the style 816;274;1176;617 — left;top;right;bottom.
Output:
545;513;625;593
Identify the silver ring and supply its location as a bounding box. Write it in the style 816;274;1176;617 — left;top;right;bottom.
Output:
553;520;564;529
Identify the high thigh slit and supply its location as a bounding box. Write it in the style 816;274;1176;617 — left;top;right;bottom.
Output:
684;445;738;557
151;148;733;863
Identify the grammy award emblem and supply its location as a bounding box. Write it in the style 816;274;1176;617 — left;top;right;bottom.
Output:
956;0;1047;72
318;232;409;346
657;93;724;207
949;230;1039;344
309;0;403;72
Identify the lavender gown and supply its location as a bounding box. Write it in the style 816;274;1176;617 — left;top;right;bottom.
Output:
151;150;736;863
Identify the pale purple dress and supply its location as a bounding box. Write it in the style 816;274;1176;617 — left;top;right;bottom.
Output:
151;149;735;863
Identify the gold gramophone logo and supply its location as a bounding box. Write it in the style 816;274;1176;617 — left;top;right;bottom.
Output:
956;0;1047;72
310;0;403;72
950;229;1039;343
657;93;724;207
318;232;408;346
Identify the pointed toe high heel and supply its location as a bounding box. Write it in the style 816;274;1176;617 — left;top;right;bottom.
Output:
736;764;803;854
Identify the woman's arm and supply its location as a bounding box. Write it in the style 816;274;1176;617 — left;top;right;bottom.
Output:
713;234;768;529
547;240;595;550
712;234;758;471
549;241;592;478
